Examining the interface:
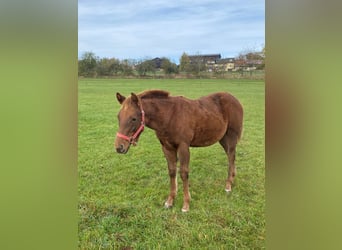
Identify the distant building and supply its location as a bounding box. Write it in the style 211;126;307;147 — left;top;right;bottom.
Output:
216;58;235;71
151;57;163;69
234;59;264;71
184;53;264;72
188;54;221;72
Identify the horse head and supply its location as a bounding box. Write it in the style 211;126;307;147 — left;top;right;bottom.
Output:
114;92;145;154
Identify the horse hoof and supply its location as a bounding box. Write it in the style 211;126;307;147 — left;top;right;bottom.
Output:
225;183;232;192
181;207;189;212
164;202;172;209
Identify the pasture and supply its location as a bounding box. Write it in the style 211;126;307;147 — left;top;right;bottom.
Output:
78;78;265;249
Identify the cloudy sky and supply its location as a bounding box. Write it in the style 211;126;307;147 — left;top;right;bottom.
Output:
78;0;264;64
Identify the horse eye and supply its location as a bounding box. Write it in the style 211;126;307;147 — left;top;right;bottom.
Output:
132;117;137;122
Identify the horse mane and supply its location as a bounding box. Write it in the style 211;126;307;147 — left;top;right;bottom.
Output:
140;90;170;99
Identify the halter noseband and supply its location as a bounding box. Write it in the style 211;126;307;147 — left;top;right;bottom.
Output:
116;108;145;146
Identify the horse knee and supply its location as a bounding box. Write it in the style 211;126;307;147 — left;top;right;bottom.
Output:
168;169;177;178
180;170;189;181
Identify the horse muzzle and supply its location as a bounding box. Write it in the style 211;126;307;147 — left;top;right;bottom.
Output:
116;144;128;154
114;136;131;154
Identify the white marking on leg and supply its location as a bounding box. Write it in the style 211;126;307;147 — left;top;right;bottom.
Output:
175;175;178;193
164;201;171;208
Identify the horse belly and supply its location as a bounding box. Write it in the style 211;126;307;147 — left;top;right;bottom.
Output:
190;120;227;147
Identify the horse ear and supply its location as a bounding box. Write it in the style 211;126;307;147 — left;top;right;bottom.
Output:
116;92;126;104
131;93;141;107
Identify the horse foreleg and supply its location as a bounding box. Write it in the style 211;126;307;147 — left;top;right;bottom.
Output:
162;146;177;209
178;143;191;212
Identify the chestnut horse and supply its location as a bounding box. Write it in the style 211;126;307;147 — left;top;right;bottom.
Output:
114;90;243;212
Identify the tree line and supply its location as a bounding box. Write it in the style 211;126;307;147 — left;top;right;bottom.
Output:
78;49;265;78
78;53;179;78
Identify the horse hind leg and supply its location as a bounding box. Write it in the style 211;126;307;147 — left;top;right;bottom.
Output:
219;130;239;192
162;146;178;209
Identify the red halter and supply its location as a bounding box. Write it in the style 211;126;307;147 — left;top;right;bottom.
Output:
116;108;145;146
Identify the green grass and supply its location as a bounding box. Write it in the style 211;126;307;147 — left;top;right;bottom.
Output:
78;78;265;249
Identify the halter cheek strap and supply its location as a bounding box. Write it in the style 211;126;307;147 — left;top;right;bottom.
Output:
116;110;145;146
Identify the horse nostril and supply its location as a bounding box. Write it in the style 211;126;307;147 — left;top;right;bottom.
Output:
116;144;125;153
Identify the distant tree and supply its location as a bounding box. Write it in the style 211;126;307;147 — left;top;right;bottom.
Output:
188;54;206;76
161;58;178;75
235;52;247;69
246;50;264;70
136;59;155;76
120;59;134;76
179;52;190;72
235;47;265;71
96;57;121;76
260;46;265;69
78;52;98;77
245;52;263;60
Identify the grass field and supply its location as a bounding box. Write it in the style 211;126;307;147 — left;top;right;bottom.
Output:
78;78;265;249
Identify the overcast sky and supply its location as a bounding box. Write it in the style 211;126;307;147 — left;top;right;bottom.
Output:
78;0;264;64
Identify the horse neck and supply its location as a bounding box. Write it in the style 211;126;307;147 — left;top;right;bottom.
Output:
141;98;172;131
